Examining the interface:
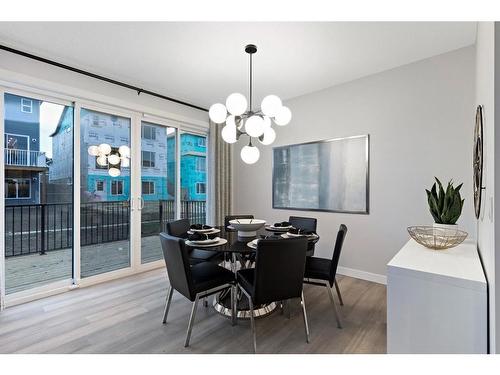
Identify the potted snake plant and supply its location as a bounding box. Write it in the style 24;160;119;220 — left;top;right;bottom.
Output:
425;177;464;230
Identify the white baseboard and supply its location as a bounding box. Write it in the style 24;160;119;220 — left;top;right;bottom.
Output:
337;266;387;285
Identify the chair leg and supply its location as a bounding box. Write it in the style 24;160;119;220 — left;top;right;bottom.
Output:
246;293;257;354
203;297;208;308
300;291;310;343
162;286;174;324
334;278;344;306
231;285;237;326
326;283;343;329
184;295;200;347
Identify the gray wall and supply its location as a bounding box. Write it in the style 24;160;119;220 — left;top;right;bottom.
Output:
233;46;476;280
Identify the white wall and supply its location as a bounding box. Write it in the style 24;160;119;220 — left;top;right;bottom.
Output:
233;46;476;282
475;22;496;354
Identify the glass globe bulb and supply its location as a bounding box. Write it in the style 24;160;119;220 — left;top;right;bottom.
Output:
108;167;121;177
221;124;237;144
96;155;108;166
98;143;112;155
274;106;292;126
240;145;260;164
261;95;282;117
208;103;227;124
259;127;276;145
108;154;121;165
120;157;130;168
226;115;236;128
245;116;265;137
262;116;271;130
225;93;247;116
88;145;99;156
118;145;130;158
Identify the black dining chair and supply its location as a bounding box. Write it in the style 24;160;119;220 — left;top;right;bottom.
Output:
224;214;254;230
289;216;317;257
303;224;347;329
160;233;236;347
166;218;223;264
236;237;309;353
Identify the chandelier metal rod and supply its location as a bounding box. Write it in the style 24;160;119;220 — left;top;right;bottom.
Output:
249;52;253;112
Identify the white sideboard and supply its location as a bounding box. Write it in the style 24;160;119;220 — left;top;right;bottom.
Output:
387;239;487;354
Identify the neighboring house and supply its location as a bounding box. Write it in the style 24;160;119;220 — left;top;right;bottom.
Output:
3;93;47;205
179;133;207;201
50;111;206;203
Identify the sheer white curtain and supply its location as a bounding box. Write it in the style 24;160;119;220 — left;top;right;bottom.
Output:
207;120;232;226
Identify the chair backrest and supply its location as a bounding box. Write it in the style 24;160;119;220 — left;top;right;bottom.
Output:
289;216;317;232
253;237;308;304
329;224;348;284
159;232;195;301
166;219;190;238
224;214;254;230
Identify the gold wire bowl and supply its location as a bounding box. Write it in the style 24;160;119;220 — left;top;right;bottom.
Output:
407;225;468;250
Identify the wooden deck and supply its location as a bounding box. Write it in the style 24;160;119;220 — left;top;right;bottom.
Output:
5;236;163;294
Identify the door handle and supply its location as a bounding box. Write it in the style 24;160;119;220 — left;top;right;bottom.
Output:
138;197;145;210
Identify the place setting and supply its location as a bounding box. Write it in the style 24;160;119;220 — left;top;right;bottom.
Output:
185;223;227;247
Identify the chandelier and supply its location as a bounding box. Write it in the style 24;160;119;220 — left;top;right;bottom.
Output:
87;143;130;177
208;44;292;164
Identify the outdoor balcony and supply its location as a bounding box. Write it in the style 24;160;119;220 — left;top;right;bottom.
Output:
4;148;47;170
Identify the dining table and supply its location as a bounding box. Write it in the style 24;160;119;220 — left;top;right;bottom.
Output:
185;225;320;319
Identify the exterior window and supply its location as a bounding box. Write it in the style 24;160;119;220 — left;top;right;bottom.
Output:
196;182;206;195
5;178;31;199
111;180;123;195
21;98;33;113
142;125;156;140
142;151;156;168
142;181;155;195
198;137;206;147
95;180;104;192
196;157;206;172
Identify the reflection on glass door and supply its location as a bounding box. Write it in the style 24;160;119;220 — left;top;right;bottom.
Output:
140;122;176;264
180;132;207;224
3;93;74;294
80;108;131;277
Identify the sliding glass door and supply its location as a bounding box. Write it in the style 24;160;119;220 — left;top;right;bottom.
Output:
3;92;74;294
79;108;131;277
0;88;209;305
140;121;176;264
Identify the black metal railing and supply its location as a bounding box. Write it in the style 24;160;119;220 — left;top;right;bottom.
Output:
4;200;206;257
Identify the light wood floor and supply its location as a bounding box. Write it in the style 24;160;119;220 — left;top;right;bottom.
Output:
0;268;387;354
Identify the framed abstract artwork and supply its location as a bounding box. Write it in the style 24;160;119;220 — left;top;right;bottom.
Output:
272;134;369;214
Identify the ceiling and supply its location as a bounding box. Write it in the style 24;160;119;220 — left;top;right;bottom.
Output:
0;22;476;110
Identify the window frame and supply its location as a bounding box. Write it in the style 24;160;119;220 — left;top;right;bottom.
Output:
141;180;155;195
110;180;124;196
195;157;206;172
195;182;206;195
141;124;156;140
95;180;104;192
4;178;31;199
20;98;33;113
141;150;156;168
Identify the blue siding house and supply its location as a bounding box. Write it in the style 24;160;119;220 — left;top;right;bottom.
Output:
4;93;47;205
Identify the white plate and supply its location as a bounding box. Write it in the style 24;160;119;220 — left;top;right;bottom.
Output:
189;237;220;245
186;238;228;248
188;228;220;235
190;227;215;233
282;232;319;239
247;239;259;249
266;225;292;231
